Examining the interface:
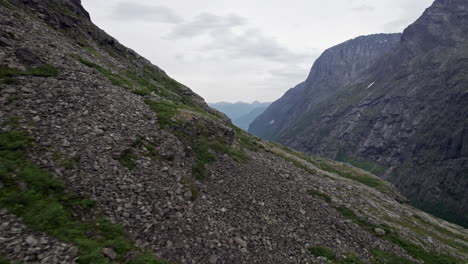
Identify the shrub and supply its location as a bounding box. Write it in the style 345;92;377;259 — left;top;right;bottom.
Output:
308;188;332;203
308;245;336;260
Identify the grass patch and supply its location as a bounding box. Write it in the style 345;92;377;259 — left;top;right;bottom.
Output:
132;88;152;96
0;255;12;264
0;130;169;264
308;188;332;203
276;146;393;194
129;252;173;264
308;245;336;260
118;150;138;170
411;198;467;229
342;253;363;264
191;138;249;180
273;151;318;175
335;206;462;264
310;158;392;194
144;100;180;129
0;0;15;9
336;151;387;176
0;64;60;79
71;55;132;88
52;152;80;169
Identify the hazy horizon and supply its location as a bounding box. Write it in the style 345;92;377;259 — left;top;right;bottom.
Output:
82;0;433;103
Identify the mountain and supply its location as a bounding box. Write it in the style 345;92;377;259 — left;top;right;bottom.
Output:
250;0;468;227
0;0;467;263
209;101;271;130
236;106;270;131
249;33;401;141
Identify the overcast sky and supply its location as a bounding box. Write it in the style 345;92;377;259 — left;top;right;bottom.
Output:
81;0;433;103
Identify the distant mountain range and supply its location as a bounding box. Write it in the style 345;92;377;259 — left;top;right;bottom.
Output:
209;101;271;130
250;0;468;227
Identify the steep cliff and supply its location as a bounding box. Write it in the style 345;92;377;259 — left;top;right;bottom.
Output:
251;0;468;227
249;33;401;140
0;0;467;263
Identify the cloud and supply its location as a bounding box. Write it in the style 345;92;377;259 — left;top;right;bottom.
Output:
206;28;311;63
269;64;316;81
382;18;409;32
111;2;182;23
167;12;246;38
350;4;375;12
167;12;312;64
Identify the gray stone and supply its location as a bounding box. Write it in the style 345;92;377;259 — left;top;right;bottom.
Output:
208;255;218;264
374;228;386;236
101;248;117;260
234;237;247;248
26;235;38;246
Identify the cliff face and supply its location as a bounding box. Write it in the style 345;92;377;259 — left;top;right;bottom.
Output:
251;0;468;227
248;33;401;140
0;0;467;263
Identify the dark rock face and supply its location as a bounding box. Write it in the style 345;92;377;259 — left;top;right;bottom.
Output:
249;33;401;140
251;0;468;226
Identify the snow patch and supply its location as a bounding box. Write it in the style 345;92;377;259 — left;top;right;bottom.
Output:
269;120;275;125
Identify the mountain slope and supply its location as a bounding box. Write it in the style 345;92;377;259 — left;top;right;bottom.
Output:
0;0;467;263
235;105;270;131
252;0;468;227
249;33;401;140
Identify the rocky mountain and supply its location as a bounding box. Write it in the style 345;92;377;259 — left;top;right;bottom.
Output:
249;33;401;141
249;0;468;228
0;0;467;264
209;101;270;130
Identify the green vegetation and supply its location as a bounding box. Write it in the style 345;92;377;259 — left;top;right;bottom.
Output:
119;150;138;170
0;64;60;84
308;188;332;203
144;100;251;179
192;137;248;180
0;0;15;9
310;158;392;194
76;39;99;57
272;150;318;176
342;253;362;264
411;198;467;229
275;146;394;194
0;255;12;264
308;245;336;260
52;152;80;169
334;206;461;264
0;130;169;264
144;100;180;129
370;248;413;264
129;252;173;264
336;151;387;176
71;54;133;88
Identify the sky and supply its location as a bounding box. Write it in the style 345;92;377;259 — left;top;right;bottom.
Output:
81;0;433;103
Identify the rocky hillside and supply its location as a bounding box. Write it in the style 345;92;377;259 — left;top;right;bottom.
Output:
249;0;468;228
0;0;467;264
249;33;401;140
